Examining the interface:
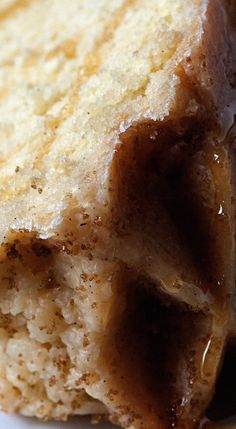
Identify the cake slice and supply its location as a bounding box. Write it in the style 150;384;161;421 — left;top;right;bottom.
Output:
0;1;235;428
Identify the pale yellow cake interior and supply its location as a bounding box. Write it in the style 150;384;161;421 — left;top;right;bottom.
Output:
0;1;235;429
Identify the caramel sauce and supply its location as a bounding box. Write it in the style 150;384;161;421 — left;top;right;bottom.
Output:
110;118;235;428
117;119;234;305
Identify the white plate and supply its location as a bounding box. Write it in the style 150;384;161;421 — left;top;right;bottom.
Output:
0;413;235;428
0;414;114;429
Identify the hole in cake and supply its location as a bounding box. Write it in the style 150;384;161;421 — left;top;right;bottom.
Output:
99;272;214;429
112;118;233;305
104;118;233;427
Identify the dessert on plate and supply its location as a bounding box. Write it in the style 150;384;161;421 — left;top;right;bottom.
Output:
0;1;235;428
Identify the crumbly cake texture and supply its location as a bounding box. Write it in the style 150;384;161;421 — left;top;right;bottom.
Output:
0;1;235;428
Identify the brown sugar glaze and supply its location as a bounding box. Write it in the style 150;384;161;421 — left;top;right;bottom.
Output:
106;117;236;428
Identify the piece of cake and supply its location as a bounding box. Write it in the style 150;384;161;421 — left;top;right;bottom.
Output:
0;1;235;428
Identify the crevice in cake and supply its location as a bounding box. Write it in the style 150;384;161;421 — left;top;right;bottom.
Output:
99;116;235;426
111;116;234;310
95;269;220;429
